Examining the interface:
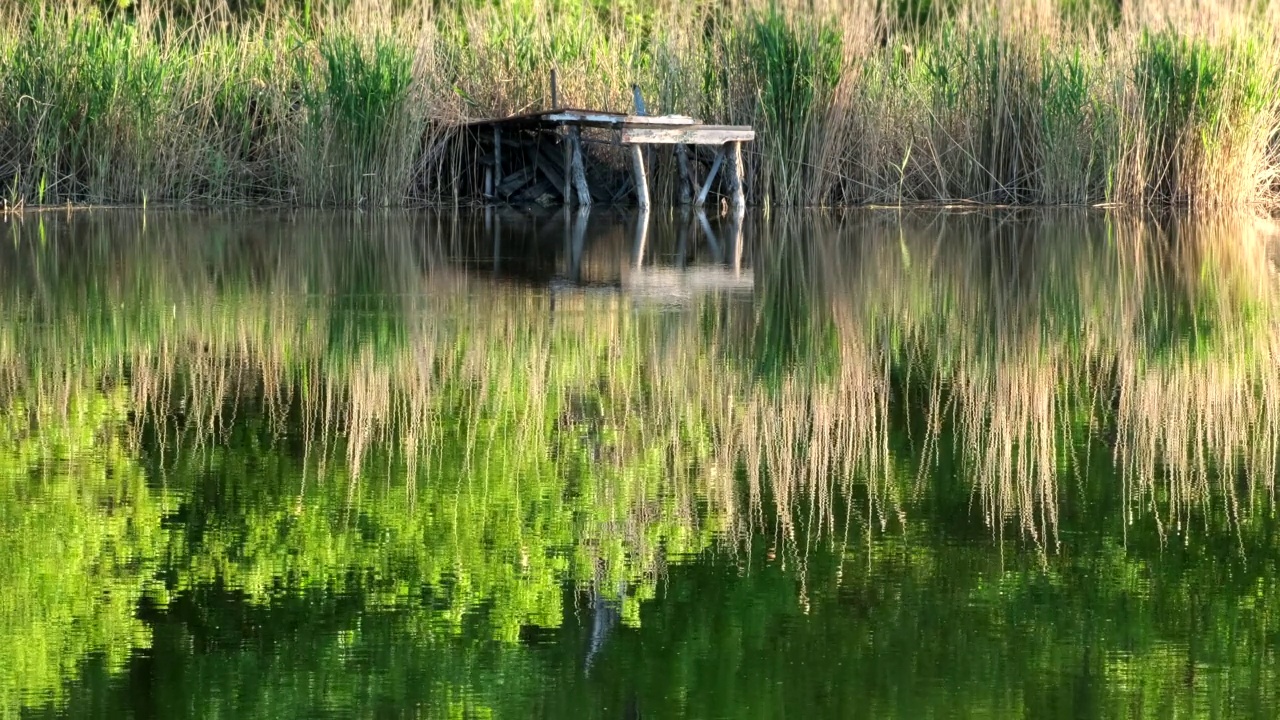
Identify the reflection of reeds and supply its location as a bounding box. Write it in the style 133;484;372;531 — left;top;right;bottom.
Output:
1;209;1277;563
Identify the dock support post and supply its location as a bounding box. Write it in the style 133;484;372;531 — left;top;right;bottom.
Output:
630;145;650;210
726;141;745;211
568;127;592;207
695;148;725;208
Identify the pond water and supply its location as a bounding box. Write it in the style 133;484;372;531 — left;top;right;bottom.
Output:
1;209;1278;719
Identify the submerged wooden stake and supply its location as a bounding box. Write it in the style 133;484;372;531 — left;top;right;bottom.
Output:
631;145;650;210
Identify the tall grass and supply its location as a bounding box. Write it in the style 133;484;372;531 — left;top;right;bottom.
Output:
1;0;1278;207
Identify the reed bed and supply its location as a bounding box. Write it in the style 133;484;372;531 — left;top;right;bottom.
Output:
2;0;1279;208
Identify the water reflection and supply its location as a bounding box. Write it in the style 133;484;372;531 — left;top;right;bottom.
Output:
1;209;1278;718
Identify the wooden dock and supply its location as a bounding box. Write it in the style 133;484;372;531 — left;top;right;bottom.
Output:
465;76;753;209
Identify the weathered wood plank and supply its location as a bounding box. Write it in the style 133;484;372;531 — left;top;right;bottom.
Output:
496;166;535;197
621;125;755;145
514;178;556;203
535;143;568;199
543;111;697;128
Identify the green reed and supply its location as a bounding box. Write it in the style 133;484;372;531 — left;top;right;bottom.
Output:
2;1;1278;207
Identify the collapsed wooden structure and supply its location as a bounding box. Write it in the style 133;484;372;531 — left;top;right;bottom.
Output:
466;77;754;208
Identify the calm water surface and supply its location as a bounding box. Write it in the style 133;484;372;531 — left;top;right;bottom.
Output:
2;209;1278;719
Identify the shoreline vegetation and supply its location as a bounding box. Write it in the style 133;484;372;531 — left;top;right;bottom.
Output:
2;1;1279;209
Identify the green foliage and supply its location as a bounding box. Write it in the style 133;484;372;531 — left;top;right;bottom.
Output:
6;14;171;202
1134;31;1277;202
0;389;171;715
736;8;843;204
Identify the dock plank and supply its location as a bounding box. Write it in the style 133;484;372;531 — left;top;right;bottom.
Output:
620;125;755;145
542;111;697;128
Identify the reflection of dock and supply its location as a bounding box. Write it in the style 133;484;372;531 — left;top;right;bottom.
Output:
622;265;754;302
464;73;753;209
480;204;751;303
561;205;750;304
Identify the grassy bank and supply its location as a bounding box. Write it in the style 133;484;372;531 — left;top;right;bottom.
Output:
1;1;1279;207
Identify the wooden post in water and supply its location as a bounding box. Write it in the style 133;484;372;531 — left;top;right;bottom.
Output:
632;83;693;204
695;148;725;208
631;145;650;210
551;70;572;205
568;127;592;207
631;84;658;202
726;141;746;211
